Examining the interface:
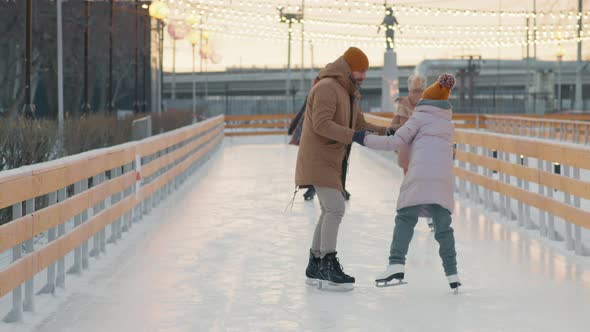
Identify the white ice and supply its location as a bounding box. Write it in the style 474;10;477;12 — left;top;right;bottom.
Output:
4;136;590;332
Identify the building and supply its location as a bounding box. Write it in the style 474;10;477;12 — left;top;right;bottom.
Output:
163;58;590;116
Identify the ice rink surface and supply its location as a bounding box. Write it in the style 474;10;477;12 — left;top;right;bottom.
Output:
16;137;590;332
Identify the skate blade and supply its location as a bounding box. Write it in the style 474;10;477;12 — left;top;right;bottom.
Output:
316;280;354;292
305;278;318;286
375;279;407;288
453;287;459;294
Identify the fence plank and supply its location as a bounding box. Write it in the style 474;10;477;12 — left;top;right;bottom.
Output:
454;167;590;230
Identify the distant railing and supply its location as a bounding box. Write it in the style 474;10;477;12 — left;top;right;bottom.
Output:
224;114;294;136
0;115;225;322
364;113;482;129
224;113;590;146
482;115;590;145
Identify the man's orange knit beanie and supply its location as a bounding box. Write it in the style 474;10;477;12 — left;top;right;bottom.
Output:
343;47;369;72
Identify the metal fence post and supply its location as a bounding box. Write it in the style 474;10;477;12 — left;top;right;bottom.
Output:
545;160;556;240
498;151;506;218
108;167;120;243
522;157;533;229
56;188;67;288
573;167;584;255
517;156;524;227
3;203;23;322
39;191;58;294
537;158;547;236
23;198;35;312
90;175;101;257
68;181;83;275
563;165;574;250
81;178;89;270
100;173;107;253
503;151;512;220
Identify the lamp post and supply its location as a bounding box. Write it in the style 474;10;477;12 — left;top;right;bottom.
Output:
574;0;583;110
278;6;303;114
133;0;140;113
142;4;149;113
188;31;199;123
23;0;35;117
557;44;566;112
299;0;305;93
149;1;169;115
82;0;91;114
108;0;115;113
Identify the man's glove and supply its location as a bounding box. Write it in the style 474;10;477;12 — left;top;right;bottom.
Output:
352;131;366;146
386;126;397;136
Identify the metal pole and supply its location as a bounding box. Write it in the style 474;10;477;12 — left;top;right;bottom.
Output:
134;0;140;113
23;0;35;117
533;0;537;59
82;0;90;114
108;0;114;113
310;39;314;69
558;55;562;111
142;12;148;112
192;43;196;122
287;21;292;113
199;22;203;74
172;39;176;100
159;20;164;115
300;0;305;92
56;0;65;155
574;0;583;110
525;17;530;114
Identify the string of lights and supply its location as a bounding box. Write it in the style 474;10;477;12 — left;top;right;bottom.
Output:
187;13;590;45
156;1;588;51
169;0;590;19
168;3;588;38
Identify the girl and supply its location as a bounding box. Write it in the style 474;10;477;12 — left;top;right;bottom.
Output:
352;73;461;292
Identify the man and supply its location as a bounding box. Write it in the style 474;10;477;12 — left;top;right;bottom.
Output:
295;47;388;291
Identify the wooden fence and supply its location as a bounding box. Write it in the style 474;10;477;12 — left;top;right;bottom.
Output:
453;130;590;255
0;116;225;322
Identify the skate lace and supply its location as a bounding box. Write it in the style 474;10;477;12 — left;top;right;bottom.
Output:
331;256;349;277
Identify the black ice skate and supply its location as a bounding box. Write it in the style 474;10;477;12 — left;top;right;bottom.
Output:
317;252;355;291
343;190;351;201
305;250;321;286
375;264;407;287
303;187;316;201
448;274;461;294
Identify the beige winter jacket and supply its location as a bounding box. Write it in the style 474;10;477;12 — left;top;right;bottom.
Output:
295;57;386;192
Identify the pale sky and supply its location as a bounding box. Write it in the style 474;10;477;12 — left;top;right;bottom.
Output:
161;0;590;72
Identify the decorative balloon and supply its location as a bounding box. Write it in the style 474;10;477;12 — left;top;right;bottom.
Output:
199;33;222;64
187;31;199;46
167;22;191;40
210;52;223;64
199;32;211;59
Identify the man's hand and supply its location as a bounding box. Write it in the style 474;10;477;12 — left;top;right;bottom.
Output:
386;126;397;136
352;131;366;146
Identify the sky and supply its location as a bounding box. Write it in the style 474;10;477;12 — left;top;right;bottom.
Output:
159;0;590;72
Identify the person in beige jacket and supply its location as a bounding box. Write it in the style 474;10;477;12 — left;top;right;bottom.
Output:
390;74;426;174
296;47;388;291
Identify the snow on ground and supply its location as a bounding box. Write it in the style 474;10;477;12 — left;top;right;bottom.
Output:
2;136;587;332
